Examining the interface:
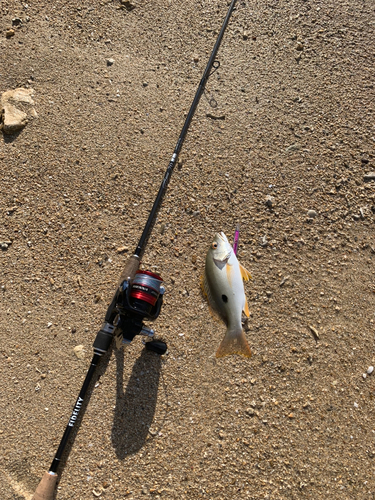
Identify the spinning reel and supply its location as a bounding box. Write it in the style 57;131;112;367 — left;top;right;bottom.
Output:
114;269;167;354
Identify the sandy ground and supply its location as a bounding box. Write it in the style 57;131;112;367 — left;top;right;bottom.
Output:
1;0;375;499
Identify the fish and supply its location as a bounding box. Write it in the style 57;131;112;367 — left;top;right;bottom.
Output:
202;231;252;358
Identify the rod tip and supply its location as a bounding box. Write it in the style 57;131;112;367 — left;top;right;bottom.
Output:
31;472;57;500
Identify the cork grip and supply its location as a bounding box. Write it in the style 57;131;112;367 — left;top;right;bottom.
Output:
32;472;58;500
118;255;140;284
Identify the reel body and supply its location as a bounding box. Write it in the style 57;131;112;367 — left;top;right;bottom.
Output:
114;270;166;352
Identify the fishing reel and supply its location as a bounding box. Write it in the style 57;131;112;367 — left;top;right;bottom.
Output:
113;270;167;354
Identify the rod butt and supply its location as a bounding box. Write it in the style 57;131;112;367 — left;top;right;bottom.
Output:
32;472;58;500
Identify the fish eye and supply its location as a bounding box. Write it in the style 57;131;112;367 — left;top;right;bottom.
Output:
212;242;218;249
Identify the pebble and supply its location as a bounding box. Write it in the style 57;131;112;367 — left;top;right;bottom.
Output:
367;366;374;375
259;235;268;247
6;29;15;38
106;58;115;66
265;195;274;208
1;88;36;134
121;0;135;10
364;172;375;182
285;143;300;152
73;345;85;359
362;373;367;379
116;246;129;253
307;209;318;218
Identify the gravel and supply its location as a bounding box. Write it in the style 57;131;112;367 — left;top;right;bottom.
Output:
1;0;375;499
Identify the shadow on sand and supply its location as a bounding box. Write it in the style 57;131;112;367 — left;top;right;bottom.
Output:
111;347;162;459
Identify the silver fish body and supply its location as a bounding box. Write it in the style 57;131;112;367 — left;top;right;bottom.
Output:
203;232;252;358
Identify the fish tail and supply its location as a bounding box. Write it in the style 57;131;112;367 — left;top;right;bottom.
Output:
216;327;252;358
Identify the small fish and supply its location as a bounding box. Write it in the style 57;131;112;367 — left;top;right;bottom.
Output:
202;232;252;358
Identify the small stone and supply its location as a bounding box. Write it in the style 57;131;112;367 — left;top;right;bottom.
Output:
285;143;300;152
259;235;268;247
73;345;85;359
6;29;15;38
296;41;304;51
12;18;23;27
308;325;320;340
193;54;199;62
265;195;274;208
106;58;115;66
1;87;36;134
116;246;129;253
362;373;367;380
0;242;9;250
47;322;53;328
307;209;318;218
367;366;374;375
242;31;249;40
364;172;375;182
120;0;135;9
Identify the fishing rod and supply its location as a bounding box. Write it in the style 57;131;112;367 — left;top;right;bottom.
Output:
32;1;237;498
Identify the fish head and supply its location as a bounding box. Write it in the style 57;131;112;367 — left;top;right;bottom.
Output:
209;232;232;262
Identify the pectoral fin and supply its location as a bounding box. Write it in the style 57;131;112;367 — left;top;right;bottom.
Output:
239;263;252;281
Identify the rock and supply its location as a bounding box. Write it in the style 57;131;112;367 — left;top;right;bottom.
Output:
73;345;85;359
259;235;268;247
285;143;300;152
12;18;23;27
106;58;115;66
1;88;37;134
307;209;318;218
0;241;12;250
296;41;304;51
116;246;129;253
364;173;375;182
121;0;135;10
367;366;374;375
1;104;28;133
6;29;15;38
265;195;274;208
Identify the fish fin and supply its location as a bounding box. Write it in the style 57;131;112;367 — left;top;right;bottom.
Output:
216;328;252;358
200;274;207;298
243;296;250;318
239;263;252;281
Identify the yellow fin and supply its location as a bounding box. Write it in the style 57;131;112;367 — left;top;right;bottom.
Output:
216;329;252;358
243;296;250;318
239;263;252;281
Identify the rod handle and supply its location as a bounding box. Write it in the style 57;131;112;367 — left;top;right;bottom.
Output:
32;472;58;500
118;254;140;284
